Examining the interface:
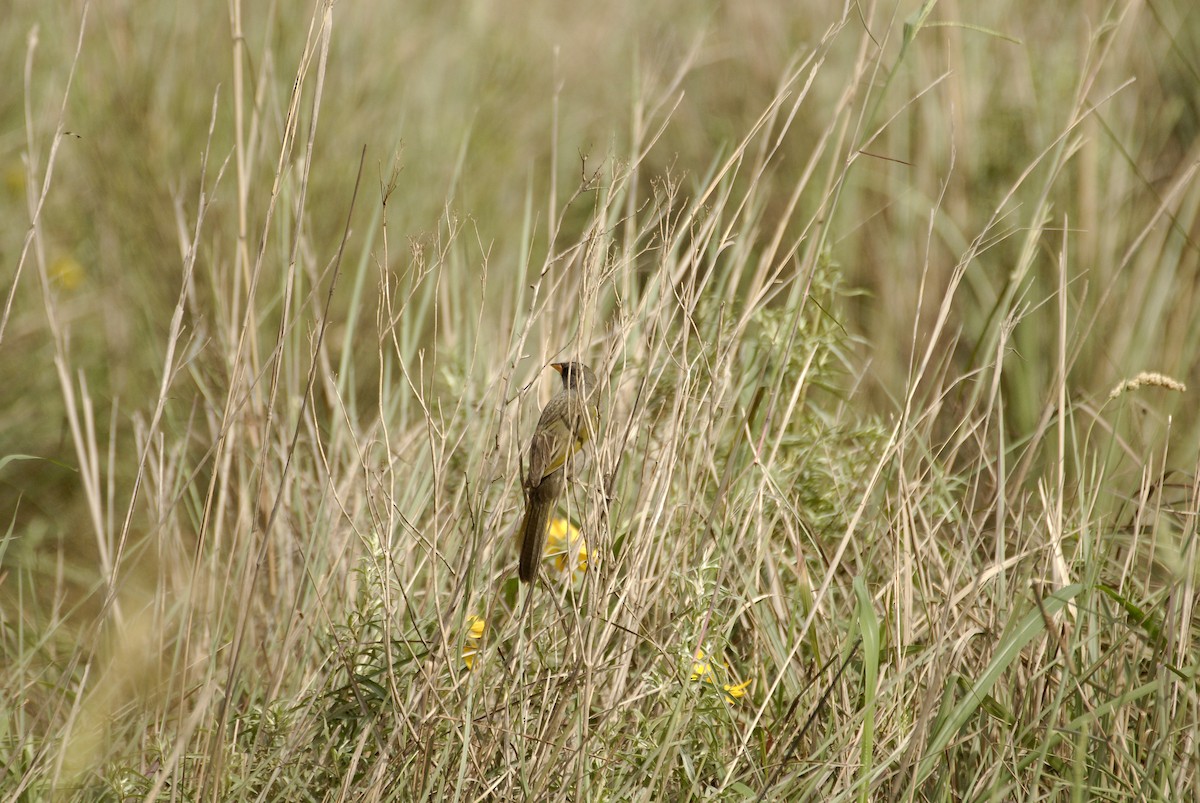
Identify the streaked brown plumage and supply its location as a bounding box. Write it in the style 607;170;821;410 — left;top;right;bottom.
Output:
517;361;600;583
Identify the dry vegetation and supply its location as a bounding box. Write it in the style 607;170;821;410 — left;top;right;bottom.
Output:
2;0;1199;800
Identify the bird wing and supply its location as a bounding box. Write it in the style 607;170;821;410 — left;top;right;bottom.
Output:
527;397;583;487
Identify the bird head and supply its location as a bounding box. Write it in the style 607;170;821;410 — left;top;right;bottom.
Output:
552;361;597;392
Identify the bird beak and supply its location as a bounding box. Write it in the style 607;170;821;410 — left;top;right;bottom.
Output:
550;362;565;374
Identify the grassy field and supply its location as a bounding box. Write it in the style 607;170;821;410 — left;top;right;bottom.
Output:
2;0;1199;800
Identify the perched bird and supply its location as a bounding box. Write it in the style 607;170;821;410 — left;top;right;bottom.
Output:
517;361;600;583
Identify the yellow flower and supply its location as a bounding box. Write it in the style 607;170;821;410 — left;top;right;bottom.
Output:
50;255;85;291
545;518;592;580
4;162;25;198
722;678;752;703
462;615;485;670
690;649;751;703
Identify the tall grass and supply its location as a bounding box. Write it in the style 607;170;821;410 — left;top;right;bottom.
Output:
2;0;1198;800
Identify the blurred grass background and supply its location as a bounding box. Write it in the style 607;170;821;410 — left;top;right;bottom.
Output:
2;0;1199;799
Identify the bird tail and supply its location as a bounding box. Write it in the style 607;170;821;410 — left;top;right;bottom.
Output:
518;473;563;583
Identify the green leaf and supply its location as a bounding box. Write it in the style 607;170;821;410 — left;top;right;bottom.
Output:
0;454;58;474
900;0;940;59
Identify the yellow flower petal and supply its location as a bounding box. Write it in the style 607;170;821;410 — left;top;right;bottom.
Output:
462;615;485;669
723;678;752;703
690;650;716;684
546;518;593;580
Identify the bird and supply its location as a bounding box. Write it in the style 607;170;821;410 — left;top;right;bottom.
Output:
517;361;600;583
